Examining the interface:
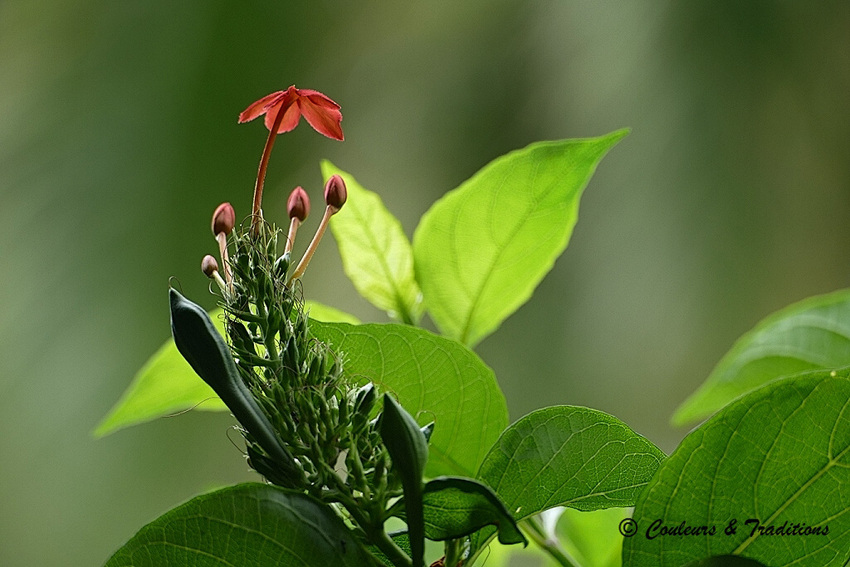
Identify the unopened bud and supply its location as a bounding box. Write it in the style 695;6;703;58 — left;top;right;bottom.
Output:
201;255;220;278
323;174;347;211
211;202;236;236
287;187;310;222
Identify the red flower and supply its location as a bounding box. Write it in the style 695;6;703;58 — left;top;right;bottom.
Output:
239;86;344;141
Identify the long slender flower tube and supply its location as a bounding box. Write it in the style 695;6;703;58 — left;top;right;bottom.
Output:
239;86;343;236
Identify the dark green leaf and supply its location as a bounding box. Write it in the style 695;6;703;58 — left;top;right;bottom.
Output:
310;321;509;478
401;476;527;545
380;393;427;567
478;405;665;516
673;288;850;425
624;368;850;567
95;301;359;436
413;131;628;347
323;160;423;324
104;483;374;567
468;406;663;561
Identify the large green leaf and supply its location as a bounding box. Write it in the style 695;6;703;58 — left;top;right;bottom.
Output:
467;406;663;563
413;131;628;347
323;160;424;324
310;322;509;478
104;483;373;567
674;288;850;426
478;406;665;516
95;301;359;436
624;369;850;567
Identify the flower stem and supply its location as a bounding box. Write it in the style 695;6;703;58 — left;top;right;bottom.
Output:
251;108;288;237
289;205;333;282
521;517;581;567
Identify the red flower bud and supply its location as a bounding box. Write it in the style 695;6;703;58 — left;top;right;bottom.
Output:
211;202;236;236
287;186;310;222
201;255;220;278
324;175;347;211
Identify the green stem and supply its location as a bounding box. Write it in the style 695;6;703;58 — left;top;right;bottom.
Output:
444;538;462;567
371;528;413;567
323;465;411;567
521;518;581;567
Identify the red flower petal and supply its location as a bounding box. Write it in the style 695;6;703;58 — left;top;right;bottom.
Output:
265;98;302;134
239;86;343;139
299;95;344;141
238;91;284;123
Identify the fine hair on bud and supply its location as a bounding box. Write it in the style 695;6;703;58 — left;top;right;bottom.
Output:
324;174;347;210
287;186;310;222
201;254;220;277
211;202;236;236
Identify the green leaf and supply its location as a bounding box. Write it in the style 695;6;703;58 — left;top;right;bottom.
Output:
557;508;629;567
310;321;509;478
380;394;427;567
322;160;423;324
413;131;628;347
673;288;850;426
95;302;359;437
478;405;665;515
409;476;527;545
104;483;373;567
468;406;663;562
623;368;850;567
94;308;228;438
681;558;768;567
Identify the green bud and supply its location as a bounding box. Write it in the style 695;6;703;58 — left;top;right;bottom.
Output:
355;383;377;416
273;252;290;280
169;288;298;478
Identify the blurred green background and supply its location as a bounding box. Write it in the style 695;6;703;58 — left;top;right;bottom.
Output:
2;2;850;565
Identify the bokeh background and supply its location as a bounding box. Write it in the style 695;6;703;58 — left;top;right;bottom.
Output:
3;2;850;565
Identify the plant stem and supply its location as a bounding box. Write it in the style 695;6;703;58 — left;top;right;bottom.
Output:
444;538;462;567
251;107;288;236
289;205;333;282
521;517;581;567
371;528;413;567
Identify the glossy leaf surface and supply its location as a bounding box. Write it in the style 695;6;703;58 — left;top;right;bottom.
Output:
420;476;526;545
624;369;850;567
413;131;628;346
105;483;372;567
311;321;508;478
323;160;423;324
478;405;664;516
674;288;850;425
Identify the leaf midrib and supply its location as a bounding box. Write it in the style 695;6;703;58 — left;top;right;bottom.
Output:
344;197;415;324
459;159;537;344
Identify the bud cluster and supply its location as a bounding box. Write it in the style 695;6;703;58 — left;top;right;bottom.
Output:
198;176;400;513
177;89;423;566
